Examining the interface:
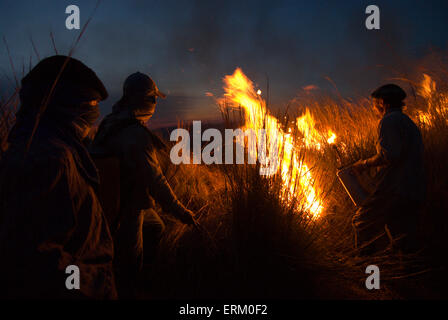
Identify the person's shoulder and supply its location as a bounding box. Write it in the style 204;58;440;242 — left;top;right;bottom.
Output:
0;138;74;188
119;122;156;152
380;110;421;136
27;137;74;170
387;110;418;127
380;110;404;126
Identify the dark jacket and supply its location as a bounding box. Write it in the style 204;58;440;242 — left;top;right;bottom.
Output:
0;128;116;299
371;108;426;202
91;106;188;221
0;57;116;298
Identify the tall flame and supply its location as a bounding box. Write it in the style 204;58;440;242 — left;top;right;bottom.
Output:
220;68;336;219
419;73;436;99
416;74;448;127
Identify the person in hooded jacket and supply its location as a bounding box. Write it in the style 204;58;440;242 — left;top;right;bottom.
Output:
91;72;196;298
0;55;117;299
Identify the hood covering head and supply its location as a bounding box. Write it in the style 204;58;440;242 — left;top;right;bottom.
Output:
92;73;166;151
10;55;108;144
6;55;108;185
123;72;166;99
111;72;166;123
20;55;108;101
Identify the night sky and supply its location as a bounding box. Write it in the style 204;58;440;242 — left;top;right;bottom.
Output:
1;0;447;128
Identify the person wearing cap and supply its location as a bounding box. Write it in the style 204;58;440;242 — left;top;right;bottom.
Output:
91;72;196;298
351;84;426;254
0;55;117;298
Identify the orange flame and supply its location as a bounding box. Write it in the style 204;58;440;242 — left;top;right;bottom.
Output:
416;74;448;127
327;131;337;144
419;73;436;99
220;68;336;219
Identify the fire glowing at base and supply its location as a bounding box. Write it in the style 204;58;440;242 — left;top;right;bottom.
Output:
220;68;336;219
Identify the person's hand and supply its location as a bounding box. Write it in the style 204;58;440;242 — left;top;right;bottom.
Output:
178;208;197;225
351;159;368;173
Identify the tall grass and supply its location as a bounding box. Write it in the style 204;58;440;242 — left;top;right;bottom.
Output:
143;64;448;299
1;47;447;298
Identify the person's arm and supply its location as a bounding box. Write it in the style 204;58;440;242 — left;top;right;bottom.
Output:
132;142;195;225
376;117;403;165
353;152;386;170
353;117;402;171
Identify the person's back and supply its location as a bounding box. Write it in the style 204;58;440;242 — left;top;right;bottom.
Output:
0;55;116;299
352;84;426;254
95;117;173;219
91;72;195;298
374;108;426;202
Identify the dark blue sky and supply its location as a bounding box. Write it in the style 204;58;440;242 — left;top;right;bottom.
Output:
1;0;447;127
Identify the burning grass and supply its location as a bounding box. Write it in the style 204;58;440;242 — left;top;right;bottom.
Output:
142;66;448;299
1;54;448;299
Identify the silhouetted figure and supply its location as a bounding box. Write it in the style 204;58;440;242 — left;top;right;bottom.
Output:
91;72;195;298
0;56;116;299
351;84;426;254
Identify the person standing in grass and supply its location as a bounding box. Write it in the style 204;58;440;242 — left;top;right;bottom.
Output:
351;84;426;254
91;72;196;298
0;56;117;299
